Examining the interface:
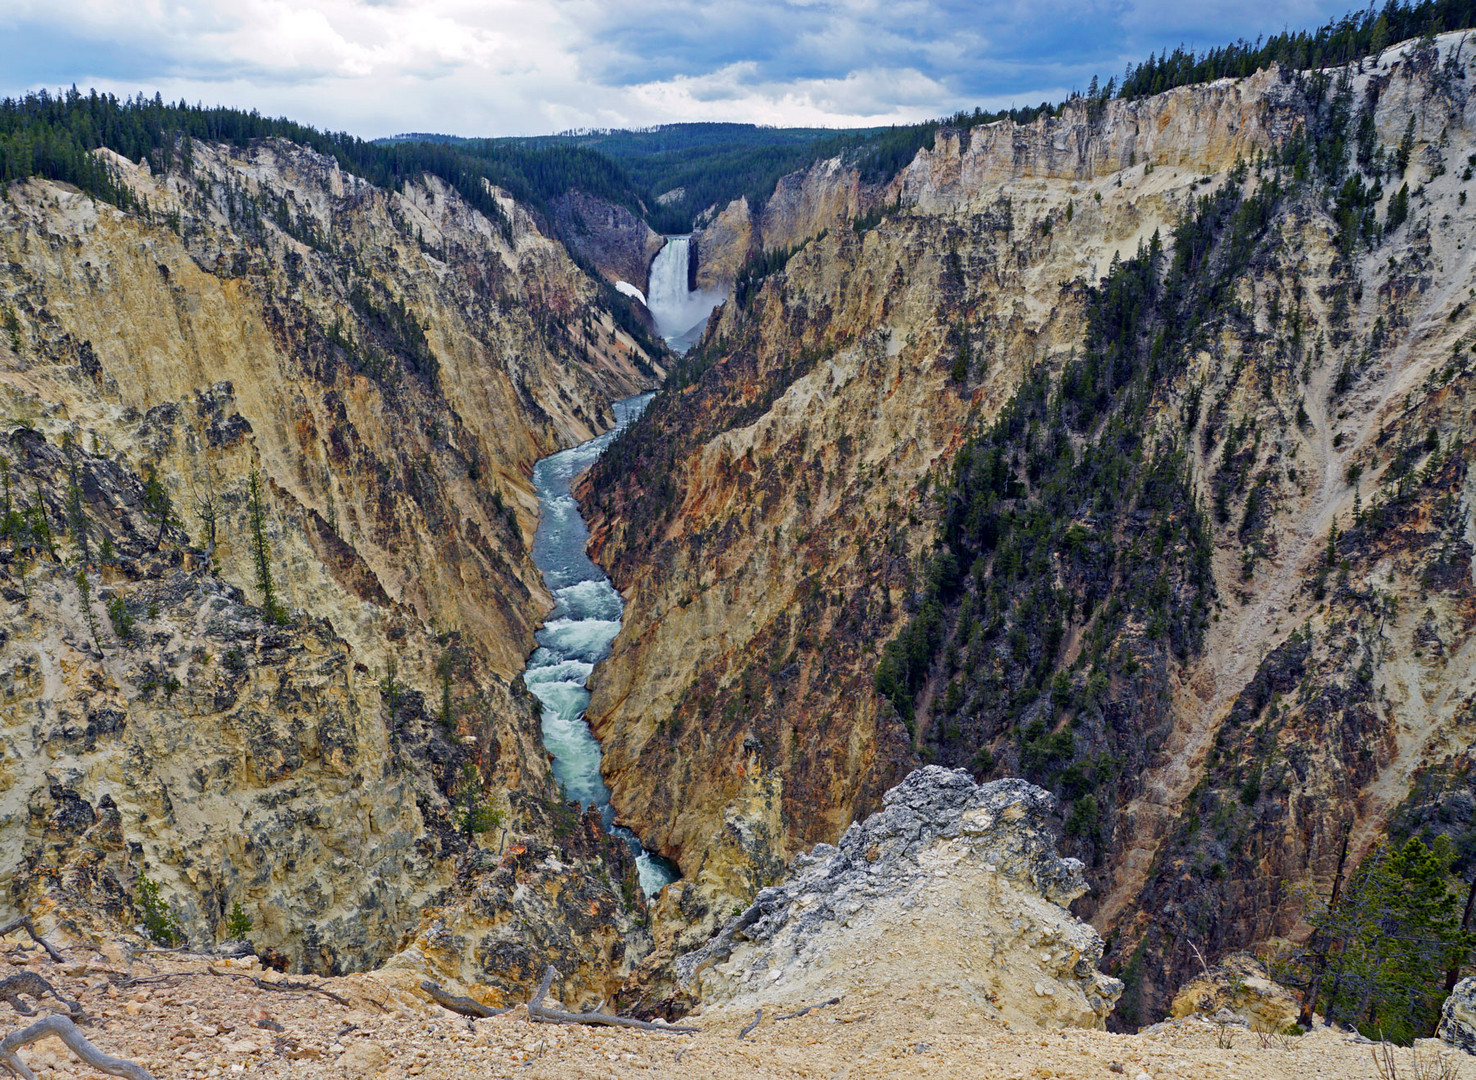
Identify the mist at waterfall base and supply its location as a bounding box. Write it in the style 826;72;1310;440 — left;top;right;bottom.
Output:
644;236;725;353
522;393;679;897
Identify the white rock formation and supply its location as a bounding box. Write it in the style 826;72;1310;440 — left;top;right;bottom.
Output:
677;767;1122;1028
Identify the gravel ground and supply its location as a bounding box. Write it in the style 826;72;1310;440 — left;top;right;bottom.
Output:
3;946;1468;1079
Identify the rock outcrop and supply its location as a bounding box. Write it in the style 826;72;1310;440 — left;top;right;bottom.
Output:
689;156;887;290
1169;954;1300;1032
676;767;1122;1029
549;191;666;293
1440;976;1476;1055
385;808;650;1011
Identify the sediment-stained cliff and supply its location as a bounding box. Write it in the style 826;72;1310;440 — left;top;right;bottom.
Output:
0;135;662;990
584;35;1476;1023
688;65;1301;292
549;190;666;294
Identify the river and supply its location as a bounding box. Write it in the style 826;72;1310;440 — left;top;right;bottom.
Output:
521;392;678;896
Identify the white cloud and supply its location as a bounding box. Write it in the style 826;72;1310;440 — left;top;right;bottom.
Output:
0;0;1360;135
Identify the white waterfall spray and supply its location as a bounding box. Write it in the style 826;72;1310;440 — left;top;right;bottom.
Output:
646;236;725;352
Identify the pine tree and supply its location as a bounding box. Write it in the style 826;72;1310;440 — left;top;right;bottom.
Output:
247;468;288;626
140;466;174;550
63;437;89;562
951;322;972;383
1299;837;1476;1044
1386;183;1410;233
0;460;22;547
135;871;184;946
224;901;253;940
453;760;503;844
73;567;100;647
29;480;53;559
1396;117;1417;176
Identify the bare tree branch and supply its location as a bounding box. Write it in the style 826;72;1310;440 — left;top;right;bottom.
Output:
528;965;556;1010
0;974;83;1019
0;1015;153;1080
775;998;840;1021
0;919;66;965
525;965;698;1035
738;1010;762;1040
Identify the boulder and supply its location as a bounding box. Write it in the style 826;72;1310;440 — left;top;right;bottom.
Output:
1169;952;1300;1031
1439;976;1476;1055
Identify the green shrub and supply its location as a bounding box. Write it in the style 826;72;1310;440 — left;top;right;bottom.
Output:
106;596;134;641
135;871;184;946
224;901;254;940
2;306;20;352
453;760;504;843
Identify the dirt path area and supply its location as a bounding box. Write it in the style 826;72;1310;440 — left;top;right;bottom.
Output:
3;947;1466;1080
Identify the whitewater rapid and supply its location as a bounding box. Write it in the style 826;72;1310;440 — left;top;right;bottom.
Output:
522;392;678;896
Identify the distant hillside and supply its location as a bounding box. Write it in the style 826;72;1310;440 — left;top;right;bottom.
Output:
384;124;871;232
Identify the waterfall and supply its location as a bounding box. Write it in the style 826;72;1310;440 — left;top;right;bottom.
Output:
646;236;725;353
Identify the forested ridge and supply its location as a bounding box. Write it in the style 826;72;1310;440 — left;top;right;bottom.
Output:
1118;0;1476;98
400;0;1476;230
0;88;648;226
6;0;1476;239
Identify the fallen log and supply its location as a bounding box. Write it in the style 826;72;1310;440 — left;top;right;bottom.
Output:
776;997;840;1020
526;966;698;1035
0;973;84;1018
421;981;514;1019
0;1015;153;1080
0;919;66;965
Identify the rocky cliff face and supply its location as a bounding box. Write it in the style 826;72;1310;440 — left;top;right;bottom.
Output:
688;65;1301;292
584;35;1476;1025
688;153;886;290
676;768;1122;1029
0;136;662;993
584;59;1294;959
549;191;666;294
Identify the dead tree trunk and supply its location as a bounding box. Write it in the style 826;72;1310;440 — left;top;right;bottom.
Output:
0;919;66;965
1299;821;1352;1028
421;981;514;1019
526;966;698;1034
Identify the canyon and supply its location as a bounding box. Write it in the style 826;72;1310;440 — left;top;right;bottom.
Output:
583;36;1476;1023
0;135;663;1006
0;29;1473;1068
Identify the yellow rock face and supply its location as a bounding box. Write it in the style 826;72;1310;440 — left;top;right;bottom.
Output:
585;34;1476;1024
0;137;660;982
1169;953;1300;1031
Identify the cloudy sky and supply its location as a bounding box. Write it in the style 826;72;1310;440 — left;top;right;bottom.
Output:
0;0;1358;138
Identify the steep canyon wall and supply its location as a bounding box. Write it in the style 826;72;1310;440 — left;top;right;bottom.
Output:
0;138;662;1004
584;39;1476;1022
